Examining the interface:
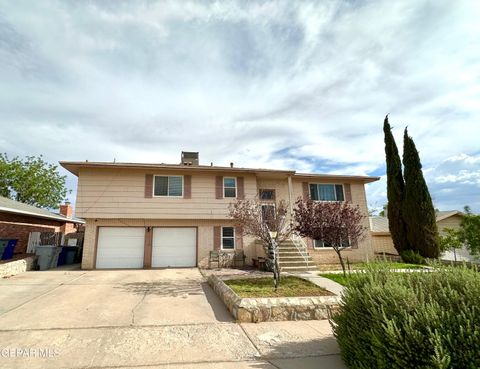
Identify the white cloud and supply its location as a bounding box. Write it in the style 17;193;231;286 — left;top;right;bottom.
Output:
0;0;479;211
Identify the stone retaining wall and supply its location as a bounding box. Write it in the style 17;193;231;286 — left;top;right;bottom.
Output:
207;274;341;323
0;256;37;278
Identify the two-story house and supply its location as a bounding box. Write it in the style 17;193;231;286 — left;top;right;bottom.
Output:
60;152;379;270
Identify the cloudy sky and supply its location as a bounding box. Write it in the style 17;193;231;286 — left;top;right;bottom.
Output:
0;0;479;212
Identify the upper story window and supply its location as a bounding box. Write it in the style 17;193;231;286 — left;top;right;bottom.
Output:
154;175;183;197
309;184;344;202
223;177;237;198
221;227;235;250
259;189;275;201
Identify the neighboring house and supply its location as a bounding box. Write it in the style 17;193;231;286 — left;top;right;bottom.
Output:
0;196;85;255
60;152;379;270
370;210;477;262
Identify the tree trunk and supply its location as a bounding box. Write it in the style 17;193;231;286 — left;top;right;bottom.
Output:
335;248;347;276
272;239;280;291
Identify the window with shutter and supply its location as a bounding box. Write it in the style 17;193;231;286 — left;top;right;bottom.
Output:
221;227;235;250
309;184;345;201
153;176;183;197
223;177;237;198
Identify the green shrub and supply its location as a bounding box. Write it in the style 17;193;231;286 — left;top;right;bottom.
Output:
331;266;480;369
400;249;426;265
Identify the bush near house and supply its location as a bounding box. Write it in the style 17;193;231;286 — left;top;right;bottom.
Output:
331;266;480;369
399;249;426;265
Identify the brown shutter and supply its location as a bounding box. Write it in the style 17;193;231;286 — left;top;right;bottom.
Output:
215;176;223;199
306;238;314;249
184;175;191;199
344;183;352;203
235;227;243;249
351;239;359;249
213;226;221;250
302;182;309;200
237;177;244;199
145;174;153;198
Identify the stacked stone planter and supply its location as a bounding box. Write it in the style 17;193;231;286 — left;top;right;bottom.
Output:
0;255;37;278
207;274;341;323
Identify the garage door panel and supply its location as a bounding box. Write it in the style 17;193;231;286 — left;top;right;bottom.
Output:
96;227;145;269
152;228;196;267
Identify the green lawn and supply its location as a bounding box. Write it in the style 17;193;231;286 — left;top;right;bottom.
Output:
319;273;351;286
320;261;428;286
224;276;332;298
354;261;426;270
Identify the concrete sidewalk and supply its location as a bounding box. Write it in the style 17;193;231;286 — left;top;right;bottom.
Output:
0;268;346;369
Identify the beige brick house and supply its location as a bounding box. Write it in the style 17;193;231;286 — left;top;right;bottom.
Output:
370;210;476;262
60;152;379;270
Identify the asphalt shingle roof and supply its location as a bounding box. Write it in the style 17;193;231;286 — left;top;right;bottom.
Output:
0;196;84;224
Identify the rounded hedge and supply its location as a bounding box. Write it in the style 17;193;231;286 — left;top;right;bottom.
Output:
331;266;480;369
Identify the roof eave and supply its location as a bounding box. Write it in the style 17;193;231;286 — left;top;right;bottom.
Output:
60;161;381;182
294;173;380;183
59;161;296;177
0;207;85;224
436;211;463;222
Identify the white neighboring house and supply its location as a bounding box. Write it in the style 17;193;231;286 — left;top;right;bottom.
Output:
370;210;479;263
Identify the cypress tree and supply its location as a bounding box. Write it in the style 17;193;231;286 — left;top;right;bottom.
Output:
383;116;410;253
402;128;440;258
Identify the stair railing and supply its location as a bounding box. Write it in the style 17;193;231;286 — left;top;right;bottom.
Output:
290;233;310;270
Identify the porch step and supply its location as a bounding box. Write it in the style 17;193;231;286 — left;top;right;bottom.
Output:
279;250;309;255
279;259;314;266
279;256;313;262
278;246;304;252
281;265;319;272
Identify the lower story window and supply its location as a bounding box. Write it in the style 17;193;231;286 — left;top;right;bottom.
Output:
314;239;350;248
222;227;235;250
261;204;275;222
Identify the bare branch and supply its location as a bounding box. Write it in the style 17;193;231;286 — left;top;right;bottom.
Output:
293;199;367;275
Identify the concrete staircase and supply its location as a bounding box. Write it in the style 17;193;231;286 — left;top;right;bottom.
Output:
278;240;318;273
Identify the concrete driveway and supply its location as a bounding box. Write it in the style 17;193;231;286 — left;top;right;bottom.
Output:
0;267;345;369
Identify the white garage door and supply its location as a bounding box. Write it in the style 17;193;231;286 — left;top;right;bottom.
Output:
152;228;196;267
96;227;145;269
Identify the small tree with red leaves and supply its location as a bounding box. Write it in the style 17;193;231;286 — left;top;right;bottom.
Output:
229;198;291;290
293;199;367;276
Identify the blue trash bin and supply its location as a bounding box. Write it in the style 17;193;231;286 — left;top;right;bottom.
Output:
0;240;8;259
1;239;18;260
57;247;68;266
65;247;78;264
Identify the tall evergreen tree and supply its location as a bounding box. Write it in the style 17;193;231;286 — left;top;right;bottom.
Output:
383;116;410;253
402;128;440;258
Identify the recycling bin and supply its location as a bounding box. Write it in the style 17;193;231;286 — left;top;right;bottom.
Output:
0;240;8;259
1;239;18;260
57;247;68;266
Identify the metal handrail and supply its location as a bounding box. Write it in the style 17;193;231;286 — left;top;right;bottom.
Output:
291;234;310;270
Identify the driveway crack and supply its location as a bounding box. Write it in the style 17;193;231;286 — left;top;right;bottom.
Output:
238;324;262;359
131;282;151;325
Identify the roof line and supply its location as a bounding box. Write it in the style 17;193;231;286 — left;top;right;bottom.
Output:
0;206;85;224
436;210;463;221
59;161;380;182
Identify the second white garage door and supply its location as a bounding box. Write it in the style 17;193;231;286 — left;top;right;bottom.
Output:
152;228;196;267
